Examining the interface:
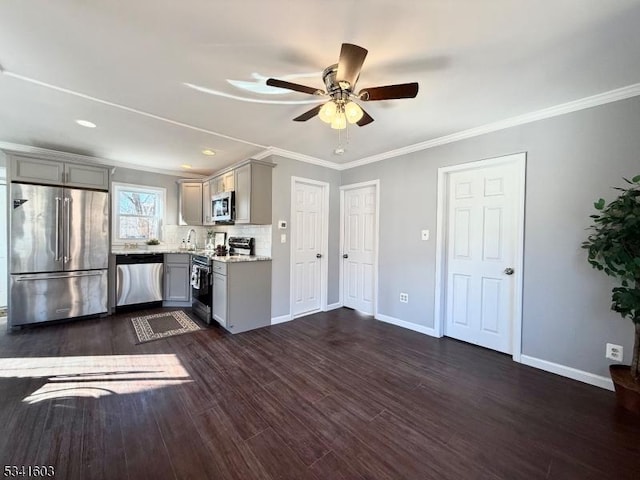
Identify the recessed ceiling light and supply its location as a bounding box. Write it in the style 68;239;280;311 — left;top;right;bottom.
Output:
181;164;193;169
75;119;97;128
201;149;216;156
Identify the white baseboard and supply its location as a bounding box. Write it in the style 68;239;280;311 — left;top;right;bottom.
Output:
375;313;439;338
520;355;614;391
271;314;293;325
326;302;342;311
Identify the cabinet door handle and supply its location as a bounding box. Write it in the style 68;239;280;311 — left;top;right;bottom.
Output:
316;253;322;259
343;254;348;259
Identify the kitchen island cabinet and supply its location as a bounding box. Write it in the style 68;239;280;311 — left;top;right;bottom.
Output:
212;259;271;333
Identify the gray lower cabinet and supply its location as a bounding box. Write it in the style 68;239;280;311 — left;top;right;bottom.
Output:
212;260;271;333
163;254;191;307
212;271;227;325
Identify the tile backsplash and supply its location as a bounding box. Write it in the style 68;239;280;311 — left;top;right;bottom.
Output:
162;224;272;257
162;225;208;248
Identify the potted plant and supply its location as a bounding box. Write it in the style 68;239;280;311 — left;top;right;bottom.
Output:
582;175;640;413
145;238;161;250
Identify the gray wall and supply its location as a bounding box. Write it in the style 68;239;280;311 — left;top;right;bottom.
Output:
269;156;342;317
111;167;184;225
342;98;640;375
341;96;640;378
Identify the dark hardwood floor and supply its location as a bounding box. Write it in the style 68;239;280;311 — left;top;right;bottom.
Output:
0;308;638;480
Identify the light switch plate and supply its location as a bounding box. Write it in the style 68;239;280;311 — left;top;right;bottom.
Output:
280;233;286;243
421;229;430;241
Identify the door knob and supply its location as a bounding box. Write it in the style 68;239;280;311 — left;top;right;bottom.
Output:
343;254;349;259
504;267;514;275
316;253;322;258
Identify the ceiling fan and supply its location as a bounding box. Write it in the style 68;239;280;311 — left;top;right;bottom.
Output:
266;43;419;129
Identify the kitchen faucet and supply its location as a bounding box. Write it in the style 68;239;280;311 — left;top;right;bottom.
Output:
186;228;197;250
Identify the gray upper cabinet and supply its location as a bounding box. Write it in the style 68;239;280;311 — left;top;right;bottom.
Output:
65;163;109;190
234;161;273;225
200;159;273;225
10;155;109;190
202;180;214;225
211;171;234;195
178;181;203;225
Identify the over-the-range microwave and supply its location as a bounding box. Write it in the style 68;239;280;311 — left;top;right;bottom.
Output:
212;191;234;223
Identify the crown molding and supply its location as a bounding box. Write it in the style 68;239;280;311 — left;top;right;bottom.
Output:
0;142;205;178
254;146;340;170
4;65;640;174
338;82;640;170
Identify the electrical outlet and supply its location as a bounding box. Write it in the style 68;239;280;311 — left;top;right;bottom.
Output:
606;343;623;362
399;293;409;303
421;229;430;241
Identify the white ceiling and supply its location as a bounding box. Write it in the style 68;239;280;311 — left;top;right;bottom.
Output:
1;0;640;176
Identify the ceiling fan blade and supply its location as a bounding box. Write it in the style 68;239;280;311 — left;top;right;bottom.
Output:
266;78;324;96
336;43;368;89
356;108;374;127
359;82;419;101
293;104;323;122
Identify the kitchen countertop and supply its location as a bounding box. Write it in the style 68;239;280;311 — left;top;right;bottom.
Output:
111;248;271;262
202;254;271;263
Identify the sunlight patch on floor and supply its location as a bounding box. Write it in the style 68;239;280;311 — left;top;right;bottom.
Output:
0;354;192;403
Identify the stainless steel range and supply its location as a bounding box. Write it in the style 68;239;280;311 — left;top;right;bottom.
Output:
228;236;254;256
191;253;212;323
190;236;255;324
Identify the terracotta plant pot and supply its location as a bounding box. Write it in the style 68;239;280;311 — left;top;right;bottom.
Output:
609;365;640;414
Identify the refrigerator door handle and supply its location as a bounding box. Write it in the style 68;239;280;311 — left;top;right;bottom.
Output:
15;271;106;281
64;196;71;263
55;196;62;262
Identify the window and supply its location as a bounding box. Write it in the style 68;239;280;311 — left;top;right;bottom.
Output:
112;183;165;243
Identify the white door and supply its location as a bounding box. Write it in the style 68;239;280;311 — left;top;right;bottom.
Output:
291;179;327;317
443;159;522;354
342;184;377;314
0;181;6;308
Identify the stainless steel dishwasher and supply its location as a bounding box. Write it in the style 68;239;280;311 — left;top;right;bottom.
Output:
115;254;164;310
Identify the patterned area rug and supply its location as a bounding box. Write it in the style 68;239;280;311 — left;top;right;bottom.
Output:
131;310;202;344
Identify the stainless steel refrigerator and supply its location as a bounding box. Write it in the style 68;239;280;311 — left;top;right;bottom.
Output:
10;183;109;326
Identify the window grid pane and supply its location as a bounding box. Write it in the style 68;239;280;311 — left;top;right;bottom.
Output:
113;184;165;242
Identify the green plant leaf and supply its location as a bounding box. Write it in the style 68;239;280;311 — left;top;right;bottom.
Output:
594;198;606;210
632;174;640;183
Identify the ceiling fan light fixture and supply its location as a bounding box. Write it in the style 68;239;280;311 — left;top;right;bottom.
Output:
330;112;347;130
319;101;337;123
344;101;364;124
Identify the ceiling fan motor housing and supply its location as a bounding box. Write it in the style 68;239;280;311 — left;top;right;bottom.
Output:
323;64;353;100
